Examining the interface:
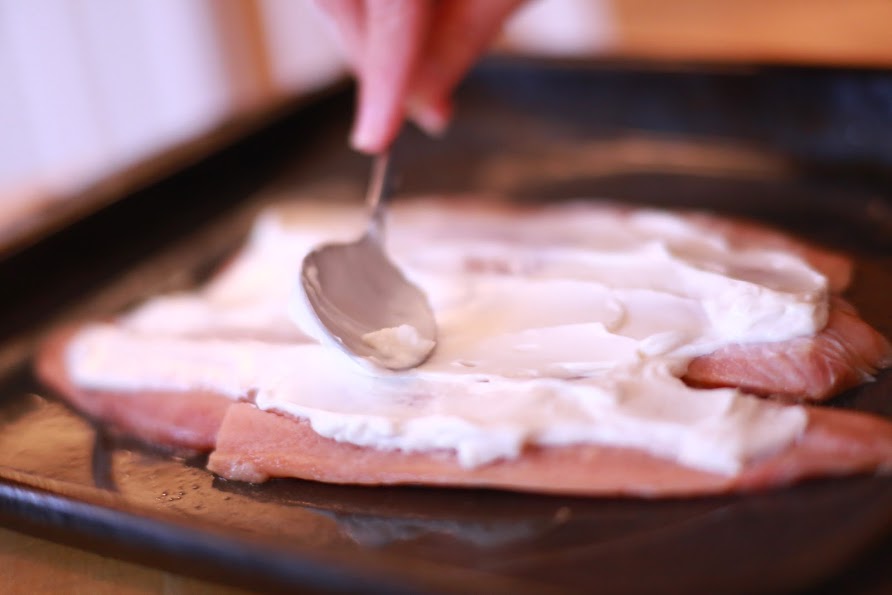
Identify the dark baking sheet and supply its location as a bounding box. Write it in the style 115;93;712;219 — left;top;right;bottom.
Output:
1;60;891;594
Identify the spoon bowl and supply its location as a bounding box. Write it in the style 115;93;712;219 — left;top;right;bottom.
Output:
298;153;437;370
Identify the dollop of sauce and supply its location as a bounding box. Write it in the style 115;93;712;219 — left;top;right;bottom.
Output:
66;200;824;475
361;325;436;369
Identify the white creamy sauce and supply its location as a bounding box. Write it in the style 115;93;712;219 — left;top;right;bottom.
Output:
361;324;436;369
66;200;824;475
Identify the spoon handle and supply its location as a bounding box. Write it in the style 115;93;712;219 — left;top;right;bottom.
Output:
366;151;392;237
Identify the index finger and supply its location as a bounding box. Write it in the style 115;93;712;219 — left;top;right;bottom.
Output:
351;0;432;153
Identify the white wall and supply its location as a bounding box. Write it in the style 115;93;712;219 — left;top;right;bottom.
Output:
0;0;610;234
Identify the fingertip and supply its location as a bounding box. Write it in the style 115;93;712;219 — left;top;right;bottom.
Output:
349;125;384;154
407;96;452;137
349;0;431;154
406;0;523;127
349;100;392;153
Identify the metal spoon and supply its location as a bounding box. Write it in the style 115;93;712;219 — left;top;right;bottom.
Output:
298;152;437;370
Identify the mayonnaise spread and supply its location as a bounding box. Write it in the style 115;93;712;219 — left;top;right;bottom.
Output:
67;199;825;475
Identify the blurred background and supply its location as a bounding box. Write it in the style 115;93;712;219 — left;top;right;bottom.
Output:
1;0;890;239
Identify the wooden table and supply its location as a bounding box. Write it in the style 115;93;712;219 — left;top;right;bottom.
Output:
0;527;251;595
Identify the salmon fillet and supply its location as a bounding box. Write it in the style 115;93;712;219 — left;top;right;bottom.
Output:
679;211;890;402
34;319;892;496
36;325;231;452
205;403;892;497
31;201;892;495
686;298;892;401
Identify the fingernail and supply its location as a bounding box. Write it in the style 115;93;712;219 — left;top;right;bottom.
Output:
350;119;379;153
407;97;451;137
350;89;384;153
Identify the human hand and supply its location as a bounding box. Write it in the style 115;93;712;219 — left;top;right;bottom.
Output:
314;0;524;153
